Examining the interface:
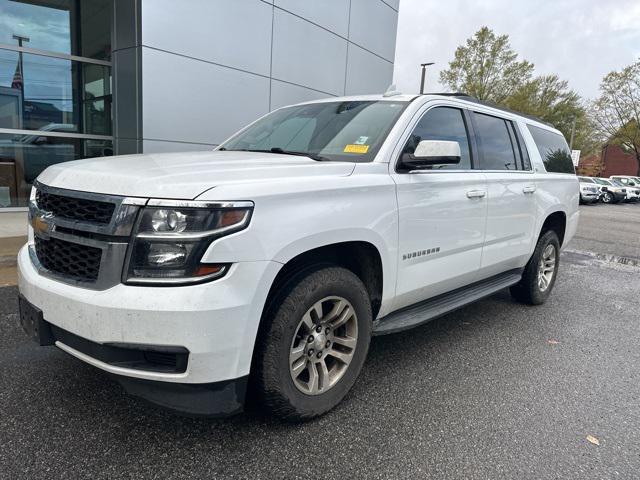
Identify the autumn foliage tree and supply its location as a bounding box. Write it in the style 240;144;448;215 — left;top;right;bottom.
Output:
591;61;640;176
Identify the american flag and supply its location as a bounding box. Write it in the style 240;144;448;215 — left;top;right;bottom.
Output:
11;60;23;90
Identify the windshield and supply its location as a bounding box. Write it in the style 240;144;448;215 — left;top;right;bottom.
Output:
579;177;593;183
594;179;611;186
610;179;625;187
220;100;408;162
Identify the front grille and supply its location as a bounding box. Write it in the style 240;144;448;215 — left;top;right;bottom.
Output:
36;190;115;225
35;236;102;282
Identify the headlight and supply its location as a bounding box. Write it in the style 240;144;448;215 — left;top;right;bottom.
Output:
124;200;253;285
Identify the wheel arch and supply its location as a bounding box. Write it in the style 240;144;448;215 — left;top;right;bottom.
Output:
266;239;386;322
539;209;567;247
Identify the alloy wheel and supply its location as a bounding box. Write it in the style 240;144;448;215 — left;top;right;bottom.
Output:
289;296;358;395
537;244;556;292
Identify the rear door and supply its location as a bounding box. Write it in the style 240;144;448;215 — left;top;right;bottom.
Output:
390;104;488;309
470;112;538;276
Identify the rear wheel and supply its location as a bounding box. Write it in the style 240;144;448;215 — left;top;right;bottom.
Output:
253;266;372;421
510;230;560;305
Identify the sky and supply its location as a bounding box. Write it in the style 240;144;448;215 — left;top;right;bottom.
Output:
393;0;640;100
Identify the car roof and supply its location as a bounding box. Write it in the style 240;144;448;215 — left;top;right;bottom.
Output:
290;92;558;133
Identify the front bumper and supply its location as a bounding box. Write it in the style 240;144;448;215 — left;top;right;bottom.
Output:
580;192;599;203
18;245;279;385
625;193;640;201
613;192;627;201
18;292;249;416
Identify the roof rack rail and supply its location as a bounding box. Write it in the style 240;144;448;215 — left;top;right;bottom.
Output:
422;92;554;127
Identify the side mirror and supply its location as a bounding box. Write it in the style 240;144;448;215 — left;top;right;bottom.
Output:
401;140;461;170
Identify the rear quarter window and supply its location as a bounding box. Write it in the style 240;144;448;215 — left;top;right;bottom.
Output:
527;125;575;174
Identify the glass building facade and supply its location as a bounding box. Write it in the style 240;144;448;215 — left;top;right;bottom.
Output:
0;0;399;211
0;0;113;208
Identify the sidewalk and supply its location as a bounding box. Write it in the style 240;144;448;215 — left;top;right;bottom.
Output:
0;211;28;286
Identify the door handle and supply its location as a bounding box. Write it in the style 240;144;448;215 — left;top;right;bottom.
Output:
523;185;536;194
466;190;486;199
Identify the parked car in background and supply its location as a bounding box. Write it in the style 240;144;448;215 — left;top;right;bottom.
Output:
610;176;640;201
577;177;601;204
593;178;627;203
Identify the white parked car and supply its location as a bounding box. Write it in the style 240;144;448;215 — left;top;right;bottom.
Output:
610;175;640;201
18;93;579;420
593;178;628;203
577;176;600;204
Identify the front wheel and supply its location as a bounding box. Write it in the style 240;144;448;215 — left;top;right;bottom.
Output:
601;191;613;204
510;230;560;305
253;266;372;421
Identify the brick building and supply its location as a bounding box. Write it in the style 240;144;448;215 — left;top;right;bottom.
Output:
577;144;639;177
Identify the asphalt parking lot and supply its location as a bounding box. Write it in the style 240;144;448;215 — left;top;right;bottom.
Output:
1;203;639;479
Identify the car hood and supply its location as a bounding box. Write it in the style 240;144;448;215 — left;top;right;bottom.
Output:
37;150;356;199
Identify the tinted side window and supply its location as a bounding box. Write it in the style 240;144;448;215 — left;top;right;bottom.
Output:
401;107;471;170
473;113;518;170
527;125;575;174
512;123;532;170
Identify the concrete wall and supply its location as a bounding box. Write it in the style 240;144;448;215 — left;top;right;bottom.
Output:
135;0;399;152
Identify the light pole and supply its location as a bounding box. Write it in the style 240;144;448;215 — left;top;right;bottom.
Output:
419;62;435;94
569;116;576;150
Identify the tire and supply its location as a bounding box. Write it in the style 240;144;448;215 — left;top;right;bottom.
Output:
253;266;372;421
601;191;613;204
510;230;560;305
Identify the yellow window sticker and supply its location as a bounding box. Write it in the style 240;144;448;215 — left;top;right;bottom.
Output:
344;144;369;154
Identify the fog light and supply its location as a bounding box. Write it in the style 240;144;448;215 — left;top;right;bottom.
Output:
147;243;187;267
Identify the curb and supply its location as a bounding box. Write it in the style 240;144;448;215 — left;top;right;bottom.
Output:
0;236;26;269
0;255;17;267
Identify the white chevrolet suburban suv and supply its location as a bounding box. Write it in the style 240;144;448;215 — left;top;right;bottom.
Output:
18;93;579;420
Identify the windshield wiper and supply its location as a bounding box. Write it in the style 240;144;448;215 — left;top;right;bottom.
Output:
233;147;331;162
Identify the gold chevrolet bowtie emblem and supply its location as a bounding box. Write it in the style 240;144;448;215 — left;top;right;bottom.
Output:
32;213;52;237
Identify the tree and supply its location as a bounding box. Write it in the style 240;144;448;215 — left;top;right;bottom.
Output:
440;27;598;155
591;61;640;175
439;26;534;103
504;75;596;153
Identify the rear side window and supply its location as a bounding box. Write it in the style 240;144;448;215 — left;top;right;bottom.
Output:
472;112;518;170
527;125;575;174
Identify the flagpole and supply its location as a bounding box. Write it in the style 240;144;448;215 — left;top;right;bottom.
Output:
12;34;30;124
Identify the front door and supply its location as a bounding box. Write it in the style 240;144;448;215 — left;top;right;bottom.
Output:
391;106;488;310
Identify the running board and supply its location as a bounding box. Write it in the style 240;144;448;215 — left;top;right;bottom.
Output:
373;270;523;336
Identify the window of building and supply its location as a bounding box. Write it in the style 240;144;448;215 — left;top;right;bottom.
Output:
0;0;113;208
472;112;518;171
527;124;574;174
401;107;472;170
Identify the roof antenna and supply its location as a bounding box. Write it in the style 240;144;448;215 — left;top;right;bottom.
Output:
383;84;401;97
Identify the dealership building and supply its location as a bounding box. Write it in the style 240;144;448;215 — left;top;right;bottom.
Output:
0;0;399;210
